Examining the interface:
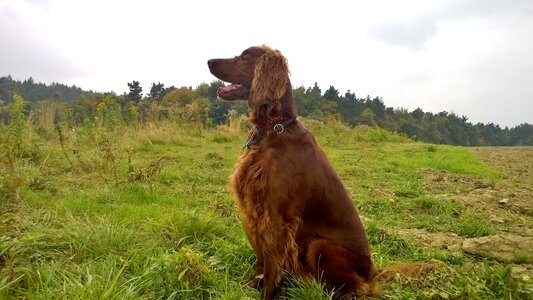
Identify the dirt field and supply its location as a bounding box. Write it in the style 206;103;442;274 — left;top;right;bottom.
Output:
471;147;533;218
419;147;533;235
401;147;533;279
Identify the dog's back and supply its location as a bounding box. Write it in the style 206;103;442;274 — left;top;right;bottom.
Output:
289;126;377;296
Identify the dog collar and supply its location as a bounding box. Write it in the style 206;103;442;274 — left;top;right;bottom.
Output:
244;115;296;149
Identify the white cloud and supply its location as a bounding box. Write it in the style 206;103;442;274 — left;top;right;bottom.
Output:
0;0;86;81
1;0;532;126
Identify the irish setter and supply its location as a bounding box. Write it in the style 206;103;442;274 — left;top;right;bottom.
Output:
207;46;429;299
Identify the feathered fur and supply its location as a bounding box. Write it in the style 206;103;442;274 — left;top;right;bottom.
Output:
207;46;437;299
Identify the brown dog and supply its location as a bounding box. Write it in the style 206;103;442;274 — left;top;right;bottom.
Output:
208;46;377;299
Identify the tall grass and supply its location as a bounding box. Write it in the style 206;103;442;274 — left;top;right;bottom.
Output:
1;95;40;205
0;104;531;299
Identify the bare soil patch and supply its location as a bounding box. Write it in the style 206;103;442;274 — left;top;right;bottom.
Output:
417;147;533;236
471;147;533;217
404;147;533;278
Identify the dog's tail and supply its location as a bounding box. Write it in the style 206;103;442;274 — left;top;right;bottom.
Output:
373;261;445;282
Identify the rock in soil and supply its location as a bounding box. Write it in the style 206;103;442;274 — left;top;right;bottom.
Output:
462;234;533;263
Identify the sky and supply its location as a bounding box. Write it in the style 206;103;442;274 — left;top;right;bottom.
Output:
1;0;532;127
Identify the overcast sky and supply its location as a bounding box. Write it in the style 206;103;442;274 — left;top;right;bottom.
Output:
1;0;532;127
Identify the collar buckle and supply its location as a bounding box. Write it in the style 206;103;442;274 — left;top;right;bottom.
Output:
273;123;284;134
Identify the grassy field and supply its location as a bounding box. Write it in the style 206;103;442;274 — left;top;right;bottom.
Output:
1;118;532;299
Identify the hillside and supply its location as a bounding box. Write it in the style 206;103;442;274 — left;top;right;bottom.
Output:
1;112;532;298
0;76;100;104
1;76;532;146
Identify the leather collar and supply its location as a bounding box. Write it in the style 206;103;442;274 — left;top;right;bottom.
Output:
244;115;296;149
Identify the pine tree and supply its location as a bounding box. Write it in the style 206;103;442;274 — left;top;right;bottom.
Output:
127;81;143;102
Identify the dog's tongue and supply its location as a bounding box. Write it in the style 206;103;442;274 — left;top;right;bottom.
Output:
217;83;240;95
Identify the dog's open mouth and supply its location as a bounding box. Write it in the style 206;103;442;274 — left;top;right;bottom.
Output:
217;83;250;100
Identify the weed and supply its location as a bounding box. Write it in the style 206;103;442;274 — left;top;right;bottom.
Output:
55;124;75;171
284;276;335;300
212;136;232;143
454;212;496;237
427;144;438;152
411;196;453;215
97;134;118;177
0;95;39;204
514;252;531;264
366;223;422;261
127;155;170;185
224;110;247;134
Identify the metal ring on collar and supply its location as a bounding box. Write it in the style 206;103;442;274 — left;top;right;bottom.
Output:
273;124;284;134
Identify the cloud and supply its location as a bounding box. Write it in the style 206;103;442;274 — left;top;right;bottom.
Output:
439;0;533;20
0;0;87;83
360;0;533;126
370;17;437;50
369;0;533;50
20;0;52;8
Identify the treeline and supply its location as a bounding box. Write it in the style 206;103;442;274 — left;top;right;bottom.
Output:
0;76;99;104
0;76;531;146
296;83;532;146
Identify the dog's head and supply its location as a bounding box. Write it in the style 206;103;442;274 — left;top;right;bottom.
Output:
207;46;290;109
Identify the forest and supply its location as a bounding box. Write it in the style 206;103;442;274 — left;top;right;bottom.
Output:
1;75;532;146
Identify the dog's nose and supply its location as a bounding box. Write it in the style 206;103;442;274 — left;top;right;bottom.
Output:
207;59;215;68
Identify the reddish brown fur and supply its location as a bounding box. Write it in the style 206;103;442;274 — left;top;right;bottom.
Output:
207;46;429;299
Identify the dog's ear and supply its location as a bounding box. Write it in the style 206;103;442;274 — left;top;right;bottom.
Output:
250;49;289;107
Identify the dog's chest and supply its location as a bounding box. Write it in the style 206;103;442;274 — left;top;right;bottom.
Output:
230;149;270;218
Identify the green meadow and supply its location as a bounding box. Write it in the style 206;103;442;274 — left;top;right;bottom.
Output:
1;111;532;299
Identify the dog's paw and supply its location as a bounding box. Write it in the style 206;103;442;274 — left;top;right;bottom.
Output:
246;273;264;290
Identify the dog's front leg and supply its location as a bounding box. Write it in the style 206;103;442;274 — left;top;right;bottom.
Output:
260;216;300;300
243;225;264;289
261;252;283;300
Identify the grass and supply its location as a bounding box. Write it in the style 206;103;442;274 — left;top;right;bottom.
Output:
1;119;532;299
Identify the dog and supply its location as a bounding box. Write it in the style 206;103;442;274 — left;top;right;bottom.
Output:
208;45;433;299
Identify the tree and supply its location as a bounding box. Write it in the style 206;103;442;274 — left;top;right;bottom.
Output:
323;85;339;102
411;108;424;120
148;82;165;102
366;97;386;126
360;108;377;126
321;85;340;118
162;87;195;107
337;91;362;126
0;76;95;104
301;82;322;118
127;81;143;102
207;81;225;100
194;83;210;98
509;123;533;145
